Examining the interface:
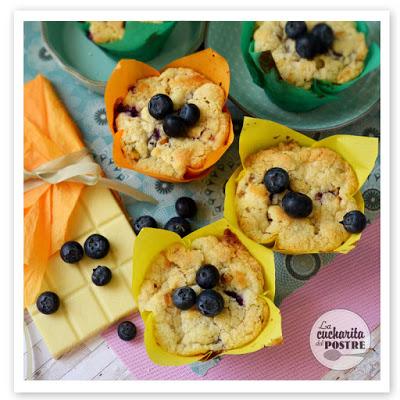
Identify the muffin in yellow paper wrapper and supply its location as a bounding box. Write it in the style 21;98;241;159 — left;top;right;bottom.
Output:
132;219;282;366
224;117;379;255
105;48;234;183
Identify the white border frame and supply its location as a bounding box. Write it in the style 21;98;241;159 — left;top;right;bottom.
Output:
14;10;390;393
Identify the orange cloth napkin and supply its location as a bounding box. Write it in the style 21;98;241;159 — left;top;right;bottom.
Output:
24;75;85;307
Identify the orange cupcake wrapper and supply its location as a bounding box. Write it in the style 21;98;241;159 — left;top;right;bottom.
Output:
105;49;234;182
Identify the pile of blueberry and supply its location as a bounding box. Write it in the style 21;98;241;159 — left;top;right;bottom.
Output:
148;94;200;138
36;233;112;315
133;196;197;238
172;264;225;317
264;167;367;233
285;21;334;60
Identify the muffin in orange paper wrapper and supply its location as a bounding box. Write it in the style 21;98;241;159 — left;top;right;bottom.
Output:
104;48;234;183
24;75;86;308
224;117;379;255
132;219;282;366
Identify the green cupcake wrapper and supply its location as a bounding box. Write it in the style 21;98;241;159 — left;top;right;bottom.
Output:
241;21;380;112
79;21;177;61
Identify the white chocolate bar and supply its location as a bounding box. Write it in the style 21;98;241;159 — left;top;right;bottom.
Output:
28;185;136;358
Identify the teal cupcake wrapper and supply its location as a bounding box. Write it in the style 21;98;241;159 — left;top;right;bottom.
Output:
241;21;380;112
79;21;177;61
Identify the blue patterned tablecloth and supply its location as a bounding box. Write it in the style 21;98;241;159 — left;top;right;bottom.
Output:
24;20;380;306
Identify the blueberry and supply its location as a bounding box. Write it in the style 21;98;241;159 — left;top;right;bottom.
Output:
133;215;158;235
196;289;224;317
224;290;244;306
115;102;138;118
295;33;318;59
91;266;112;286
164;217;191;237
172;286;197;310
117;321;137;341
163;115;187;138
196;264;220;289
263;167;290;194
179;103;200;126
311;23;334;53
285;21;307;39
84;234;110;259
36;291;60;315
60;241;84;264
148;129;161;147
148;94;173;120
282;191;313;218
175;197;197;219
340;211;367;233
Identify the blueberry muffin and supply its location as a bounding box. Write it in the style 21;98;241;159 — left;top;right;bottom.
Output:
253;21;368;89
88;21;125;43
114;67;230;179
138;230;269;356
235;142;366;253
88;21;162;44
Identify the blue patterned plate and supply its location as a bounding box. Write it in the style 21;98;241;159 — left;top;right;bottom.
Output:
41;21;207;93
205;21;380;132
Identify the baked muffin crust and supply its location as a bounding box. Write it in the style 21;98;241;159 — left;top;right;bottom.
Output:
88;21;163;44
235;142;360;252
138;230;269;356
253;21;368;89
115;67;230;179
88;21;125;43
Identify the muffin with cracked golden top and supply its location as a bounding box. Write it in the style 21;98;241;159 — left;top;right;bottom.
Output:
138;230;269;356
115;67;230;179
253;21;368;89
235;142;360;252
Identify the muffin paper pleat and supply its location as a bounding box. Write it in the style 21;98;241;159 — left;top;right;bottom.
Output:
224;117;379;255
131;219;282;366
104;49;234;182
241;21;380;112
78;21;176;60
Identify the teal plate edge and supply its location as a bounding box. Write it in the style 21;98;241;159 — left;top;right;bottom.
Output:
41;21;208;94
204;21;380;133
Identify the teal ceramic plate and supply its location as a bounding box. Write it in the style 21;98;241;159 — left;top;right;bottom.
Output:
41;21;207;93
205;22;380;132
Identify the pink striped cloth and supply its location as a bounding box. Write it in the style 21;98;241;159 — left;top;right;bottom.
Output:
103;218;380;380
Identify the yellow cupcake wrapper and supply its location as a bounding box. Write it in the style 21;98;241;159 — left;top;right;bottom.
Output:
132;218;282;366
224;117;379;255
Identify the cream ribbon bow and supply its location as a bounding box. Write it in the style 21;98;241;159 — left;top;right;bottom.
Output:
24;148;158;204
